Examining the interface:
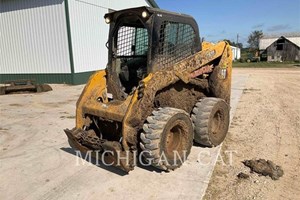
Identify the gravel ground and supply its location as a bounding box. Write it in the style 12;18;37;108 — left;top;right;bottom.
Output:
2;68;298;200
0;71;247;200
204;68;300;200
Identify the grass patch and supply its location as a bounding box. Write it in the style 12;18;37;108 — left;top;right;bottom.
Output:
233;61;299;68
60;115;75;119
9;103;22;107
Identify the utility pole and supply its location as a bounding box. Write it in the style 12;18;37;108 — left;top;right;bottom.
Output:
236;34;240;60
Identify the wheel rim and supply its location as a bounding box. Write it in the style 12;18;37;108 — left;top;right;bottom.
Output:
211;110;224;140
165;121;187;159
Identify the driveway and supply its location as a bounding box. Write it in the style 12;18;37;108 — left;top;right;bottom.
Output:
0;70;248;200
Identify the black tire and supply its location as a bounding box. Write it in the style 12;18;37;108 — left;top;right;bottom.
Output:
140;107;194;171
192;98;230;147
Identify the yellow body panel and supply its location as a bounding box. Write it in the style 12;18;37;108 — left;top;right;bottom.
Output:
67;41;232;171
75;70;132;129
76;40;232;137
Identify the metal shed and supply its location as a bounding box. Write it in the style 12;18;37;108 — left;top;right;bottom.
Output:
0;0;158;84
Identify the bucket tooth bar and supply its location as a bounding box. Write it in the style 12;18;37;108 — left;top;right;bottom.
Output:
64;128;133;172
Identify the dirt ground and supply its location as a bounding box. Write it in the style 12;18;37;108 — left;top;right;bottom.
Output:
204;68;300;200
0;72;248;200
0;67;299;200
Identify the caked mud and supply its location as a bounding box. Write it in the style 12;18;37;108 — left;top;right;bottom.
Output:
243;159;284;180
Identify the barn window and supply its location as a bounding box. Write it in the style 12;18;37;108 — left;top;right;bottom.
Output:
277;38;285;44
276;44;283;50
276;38;285;51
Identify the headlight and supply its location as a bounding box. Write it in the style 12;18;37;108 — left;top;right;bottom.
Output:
142;11;148;18
105;17;110;24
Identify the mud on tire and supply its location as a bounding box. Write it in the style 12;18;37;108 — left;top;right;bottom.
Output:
192;97;230;147
140;107;194;171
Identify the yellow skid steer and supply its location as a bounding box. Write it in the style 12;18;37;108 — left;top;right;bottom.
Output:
65;7;232;172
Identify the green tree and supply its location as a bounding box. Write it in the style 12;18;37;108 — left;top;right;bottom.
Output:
247;30;263;50
235;42;243;49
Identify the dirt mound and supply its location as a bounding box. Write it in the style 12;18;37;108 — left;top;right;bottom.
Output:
237;172;250;179
243;159;284;180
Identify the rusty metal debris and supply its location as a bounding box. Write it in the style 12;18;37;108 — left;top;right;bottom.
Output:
189;64;214;79
0;79;52;95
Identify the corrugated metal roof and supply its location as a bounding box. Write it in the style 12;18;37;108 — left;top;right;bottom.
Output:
262;32;300;39
288;37;300;47
146;0;159;8
259;38;278;50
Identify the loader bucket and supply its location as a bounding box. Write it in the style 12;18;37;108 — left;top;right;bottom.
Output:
64;128;133;172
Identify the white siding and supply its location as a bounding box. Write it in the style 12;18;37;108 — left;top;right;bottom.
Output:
72;0;151;12
231;46;241;60
68;0;151;73
108;0;151;10
67;0;109;73
0;0;71;74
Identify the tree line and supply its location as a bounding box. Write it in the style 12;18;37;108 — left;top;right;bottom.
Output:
223;30;263;51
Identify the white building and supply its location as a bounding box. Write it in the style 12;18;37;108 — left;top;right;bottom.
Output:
230;46;241;61
0;0;158;84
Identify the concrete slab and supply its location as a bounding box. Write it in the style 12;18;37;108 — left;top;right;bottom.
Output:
0;71;248;200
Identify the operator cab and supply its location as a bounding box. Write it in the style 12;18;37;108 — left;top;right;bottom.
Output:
109;14;148;94
104;7;201;98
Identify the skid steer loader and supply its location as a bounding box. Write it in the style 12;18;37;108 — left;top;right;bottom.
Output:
64;7;232;172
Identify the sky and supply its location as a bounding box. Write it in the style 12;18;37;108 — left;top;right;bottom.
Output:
155;0;300;46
